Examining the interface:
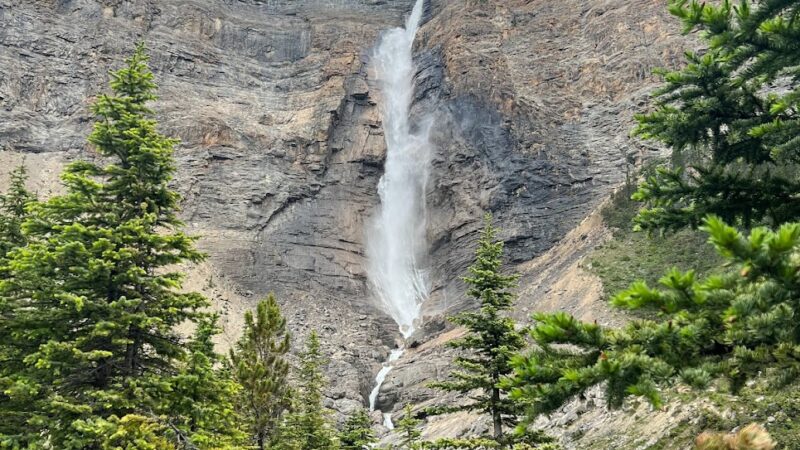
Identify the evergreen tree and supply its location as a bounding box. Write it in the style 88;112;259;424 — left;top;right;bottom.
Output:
509;216;800;424
338;408;376;450
230;294;291;450
632;0;800;230
0;165;34;262
277;331;337;450
396;404;422;449
167;316;245;449
0;166;37;446
86;414;174;450
429;214;525;443
0;44;218;448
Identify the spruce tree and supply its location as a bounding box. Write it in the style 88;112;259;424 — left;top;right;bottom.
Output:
338;408;376;450
230;294;291;449
396;404;422;449
429;214;525;443
0;165;37;446
632;0;800;230
278;331;337;450
0;44;217;448
168;316;245;449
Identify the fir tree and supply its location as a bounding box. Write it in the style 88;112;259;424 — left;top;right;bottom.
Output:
278;331;337;450
509;216;800;424
396;404;422;449
0;44;218;448
230;294;291;450
429;214;525;442
632;0;800;230
338;408;376;450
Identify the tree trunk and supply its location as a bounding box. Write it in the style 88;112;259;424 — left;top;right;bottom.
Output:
491;385;502;441
124;326;141;376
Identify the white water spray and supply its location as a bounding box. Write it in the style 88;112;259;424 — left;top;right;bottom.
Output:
365;0;430;429
366;0;430;339
368;348;404;429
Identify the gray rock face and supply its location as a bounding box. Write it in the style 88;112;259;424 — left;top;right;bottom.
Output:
1;0;414;420
0;0;694;436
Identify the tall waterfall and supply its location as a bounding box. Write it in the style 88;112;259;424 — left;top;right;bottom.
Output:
366;0;430;339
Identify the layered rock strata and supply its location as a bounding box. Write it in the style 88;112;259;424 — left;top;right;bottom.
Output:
1;0;694;439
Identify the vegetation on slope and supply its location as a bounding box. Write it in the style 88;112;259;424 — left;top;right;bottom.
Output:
0;44;339;450
586;185;723;299
507;1;800;448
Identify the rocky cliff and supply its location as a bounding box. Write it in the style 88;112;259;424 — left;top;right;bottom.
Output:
0;0;696;445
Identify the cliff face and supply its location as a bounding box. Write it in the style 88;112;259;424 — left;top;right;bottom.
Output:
380;0;690;432
1;0;691;441
2;0;420;416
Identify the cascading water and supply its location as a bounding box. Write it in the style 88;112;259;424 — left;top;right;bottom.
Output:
368;348;404;430
365;0;430;429
366;0;430;340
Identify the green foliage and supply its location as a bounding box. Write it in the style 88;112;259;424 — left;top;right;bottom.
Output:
429;214;526;442
422;437;506;449
589;187;723;298
420;437;560;450
510;216;800;425
0;165;36;443
397;404;423;449
0;165;34;263
230;294;291;450
338;408;376;450
166;316;246;449
0;44;239;448
600;184;640;234
276;331;337;450
79;414;175;450
632;0;800;230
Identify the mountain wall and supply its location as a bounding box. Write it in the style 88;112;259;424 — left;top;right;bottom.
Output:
0;0;696;442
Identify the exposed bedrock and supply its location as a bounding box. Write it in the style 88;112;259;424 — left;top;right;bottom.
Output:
0;0;693;432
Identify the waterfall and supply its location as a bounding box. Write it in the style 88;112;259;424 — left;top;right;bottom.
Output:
365;0;429;430
368;348;405;429
366;0;430;339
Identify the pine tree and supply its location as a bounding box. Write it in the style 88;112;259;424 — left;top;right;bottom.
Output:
396;404;422;449
230;294;291;450
338;408;376;450
509;216;800;424
429;214;525;443
632;0;800;230
277;331;337;450
0;44;219;448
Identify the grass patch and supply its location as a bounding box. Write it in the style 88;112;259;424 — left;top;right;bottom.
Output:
700;381;800;449
585;187;723;299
